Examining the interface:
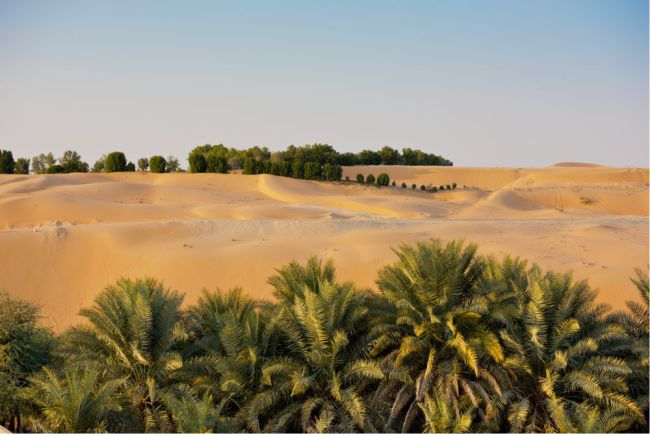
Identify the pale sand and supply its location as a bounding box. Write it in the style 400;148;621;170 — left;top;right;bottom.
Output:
0;165;647;330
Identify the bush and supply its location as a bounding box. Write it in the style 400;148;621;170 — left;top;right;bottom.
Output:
420;185;426;191
411;183;416;189
391;181;396;186
446;184;451;190
431;186;438;192
401;182;407;188
356;173;364;183
15;158;30;174
366;174;376;184
137;158;149;171
377;173;390;186
92;155;106;173
149;155;167;173
452;182;457;189
439;185;445;191
0;149;15;174
292;161;304;179
188;152;207;173
125;162;135;172
166;156;180;172
31;153;56;174
345;175;350;181
104;152;127;173
304;162;321;180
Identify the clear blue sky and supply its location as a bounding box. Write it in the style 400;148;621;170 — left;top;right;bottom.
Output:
0;0;647;167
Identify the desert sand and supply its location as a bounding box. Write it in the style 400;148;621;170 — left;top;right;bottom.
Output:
0;164;647;330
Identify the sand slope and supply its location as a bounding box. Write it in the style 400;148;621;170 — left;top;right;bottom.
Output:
0;166;647;330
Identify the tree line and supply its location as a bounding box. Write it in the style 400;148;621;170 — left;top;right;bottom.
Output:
0;145;452;176
1;239;647;433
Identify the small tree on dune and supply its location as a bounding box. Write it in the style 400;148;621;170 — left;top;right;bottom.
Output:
377;173;390;186
0;149;15;174
401;182;407;188
14;158;30;174
366;174;376;184
149;155;167;173
188;152;207;173
356;173;364;183
137;158;149;171
104;152;127;173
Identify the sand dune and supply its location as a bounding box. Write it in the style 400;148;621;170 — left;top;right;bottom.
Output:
0;165;647;330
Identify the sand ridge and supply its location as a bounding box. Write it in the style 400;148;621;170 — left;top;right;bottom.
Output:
0;165;647;330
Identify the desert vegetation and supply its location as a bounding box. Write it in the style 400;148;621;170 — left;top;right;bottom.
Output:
1;239;647;433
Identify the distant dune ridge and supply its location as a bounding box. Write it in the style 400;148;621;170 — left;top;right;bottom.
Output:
0;164;647;330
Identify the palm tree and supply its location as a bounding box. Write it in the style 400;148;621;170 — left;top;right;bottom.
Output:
241;258;384;432
180;288;281;430
371;240;506;432
607;268;649;431
25;365;124;432
495;265;642;432
418;393;472;433
162;386;232;433
61;277;186;432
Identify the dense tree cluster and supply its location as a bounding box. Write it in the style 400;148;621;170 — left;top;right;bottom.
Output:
187;144;451;175
1;240;647;433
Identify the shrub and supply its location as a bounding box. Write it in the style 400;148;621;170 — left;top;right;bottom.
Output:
431;186;438;192
412;183;416;189
366;174;376;184
188;152;207;173
304;162;321;180
125;162;135;172
104;152;127;173
401;182;407;188
446;184;451;190
420;185;426;191
452;182;457;189
14;158;30;174
377;173;390;186
345;175;350;181
391;180;396;186
439;185;445;191
137;158;149;171
0;149;15;174
356;173;364;183
291;161;304;179
149;155;167;173
92;155;106;173
31;153;56;174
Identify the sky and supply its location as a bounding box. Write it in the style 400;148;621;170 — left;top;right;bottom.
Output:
0;0;647;167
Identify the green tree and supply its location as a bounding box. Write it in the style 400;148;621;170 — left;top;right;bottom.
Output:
366;174;376;184
371;240;505;432
92;154;107;172
291;161;304;179
401;182;407;188
149;155;167;173
125;161;136;172
488;261;642;432
104;152;127;173
242;258;383;432
188;151;207;173
0;150;15;174
31;153;56;174
14;158;30;174
59;150;88;173
376;173;390;186
206;151;228;173
379;146;400;165
167;156;180;172
138;158;149;171
0;291;53;432
322;163;343;181
25;365;125;432
356;173;364;183
303;162;321;180
61;278;187;432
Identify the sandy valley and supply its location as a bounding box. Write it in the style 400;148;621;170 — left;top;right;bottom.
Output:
0;164;647;330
